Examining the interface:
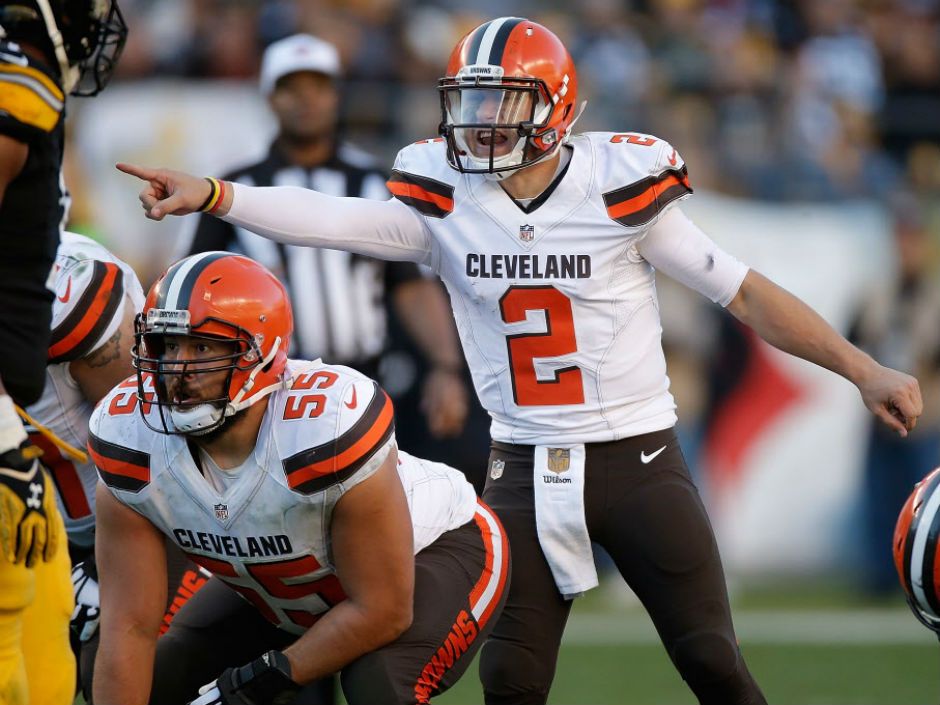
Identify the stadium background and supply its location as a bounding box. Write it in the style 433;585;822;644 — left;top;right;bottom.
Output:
62;1;939;702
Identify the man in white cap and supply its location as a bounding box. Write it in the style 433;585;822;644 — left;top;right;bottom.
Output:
179;34;469;461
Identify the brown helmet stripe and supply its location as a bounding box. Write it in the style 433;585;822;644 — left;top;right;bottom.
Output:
157;251;230;310
471;17;525;67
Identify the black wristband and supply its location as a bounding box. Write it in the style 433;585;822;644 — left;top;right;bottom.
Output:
222;650;301;705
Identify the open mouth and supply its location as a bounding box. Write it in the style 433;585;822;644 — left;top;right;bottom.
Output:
477;130;509;147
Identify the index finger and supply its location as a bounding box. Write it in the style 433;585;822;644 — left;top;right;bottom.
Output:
116;162;159;181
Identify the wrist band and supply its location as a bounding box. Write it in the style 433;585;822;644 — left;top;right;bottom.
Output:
198;177;222;213
207;179;227;214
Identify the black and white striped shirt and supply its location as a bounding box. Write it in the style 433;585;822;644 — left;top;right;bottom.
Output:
181;142;422;374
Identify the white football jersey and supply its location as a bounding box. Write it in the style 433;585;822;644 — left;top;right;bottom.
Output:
90;360;477;635
24;232;144;546
388;132;698;444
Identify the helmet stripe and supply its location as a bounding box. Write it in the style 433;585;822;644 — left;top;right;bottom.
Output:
474;17;524;67
907;471;940;620
922;505;940;615
160;251;229;311
486;17;525;68
465;21;492;66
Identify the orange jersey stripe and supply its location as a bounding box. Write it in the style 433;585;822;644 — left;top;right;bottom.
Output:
606;173;690;219
88;445;149;482
386;180;454;211
48;262;120;359
288;393;394;488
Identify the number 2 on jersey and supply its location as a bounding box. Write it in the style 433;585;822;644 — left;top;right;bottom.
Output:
499;285;584;406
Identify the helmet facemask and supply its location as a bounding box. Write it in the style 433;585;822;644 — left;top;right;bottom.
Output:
132;309;283;436
439;67;564;179
29;0;127;95
67;0;127;96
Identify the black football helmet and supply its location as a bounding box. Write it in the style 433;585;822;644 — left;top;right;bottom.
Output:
0;0;127;95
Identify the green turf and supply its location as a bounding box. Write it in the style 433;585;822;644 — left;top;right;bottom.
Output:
429;643;939;705
79;581;940;705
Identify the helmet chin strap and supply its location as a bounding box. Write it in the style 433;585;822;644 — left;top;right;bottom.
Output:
169;337;289;436
34;0;79;92
225;336;288;416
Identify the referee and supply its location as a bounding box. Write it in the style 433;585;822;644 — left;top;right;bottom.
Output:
180;34;468;442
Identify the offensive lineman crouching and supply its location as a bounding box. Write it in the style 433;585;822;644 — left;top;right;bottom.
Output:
89;253;509;705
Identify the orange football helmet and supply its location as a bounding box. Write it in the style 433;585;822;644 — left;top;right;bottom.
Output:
438;17;579;177
894;465;940;634
133;253;293;435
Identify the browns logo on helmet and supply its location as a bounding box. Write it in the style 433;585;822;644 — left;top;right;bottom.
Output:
438;16;581;178
133;253;293;435
894;465;940;635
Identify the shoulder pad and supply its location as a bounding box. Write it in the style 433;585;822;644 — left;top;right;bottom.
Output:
275;367;395;495
88;376;157;493
589;132;693;228
387;138;456;219
0;42;64;135
48;234;134;363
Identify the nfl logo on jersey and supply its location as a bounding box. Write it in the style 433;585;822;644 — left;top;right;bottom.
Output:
547;448;570;473
214;503;228;521
519;224;535;242
490;458;505;480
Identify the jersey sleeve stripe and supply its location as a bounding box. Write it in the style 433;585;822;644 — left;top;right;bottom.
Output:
88;432;151;492
0;63;64;102
0;65;64;132
283;385;395;494
48;261;124;363
387;170;454;218
603;167;692;227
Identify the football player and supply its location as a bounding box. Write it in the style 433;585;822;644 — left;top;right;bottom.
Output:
894;466;940;639
118;17;922;705
0;2;126;704
90;253;509;705
21;230;149;700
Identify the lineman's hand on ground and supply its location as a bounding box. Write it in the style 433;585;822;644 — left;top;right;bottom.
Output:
0;452;60;567
116;163;213;220
858;363;923;437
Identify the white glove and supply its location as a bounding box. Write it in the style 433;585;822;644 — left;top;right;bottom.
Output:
70;559;101;642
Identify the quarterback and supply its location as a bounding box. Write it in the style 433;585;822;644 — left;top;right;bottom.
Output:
119;17;921;705
90;254;508;705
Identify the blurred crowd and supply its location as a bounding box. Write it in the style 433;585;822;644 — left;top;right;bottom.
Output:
105;0;940;206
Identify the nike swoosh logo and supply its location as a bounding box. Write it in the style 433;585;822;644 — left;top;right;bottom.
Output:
0;51;29;67
640;445;667;464
344;386;358;409
57;276;71;303
667;148;677;166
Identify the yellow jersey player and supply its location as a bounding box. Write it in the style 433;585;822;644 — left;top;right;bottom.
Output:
0;2;126;703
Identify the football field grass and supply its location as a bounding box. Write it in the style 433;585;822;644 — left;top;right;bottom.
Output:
427;581;940;705
76;581;939;705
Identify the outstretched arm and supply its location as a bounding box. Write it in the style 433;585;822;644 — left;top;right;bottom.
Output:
116;163;432;265
726;269;922;436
